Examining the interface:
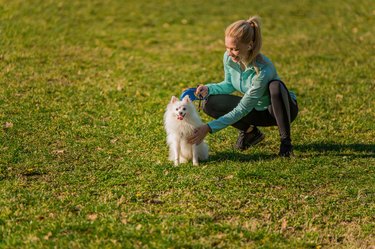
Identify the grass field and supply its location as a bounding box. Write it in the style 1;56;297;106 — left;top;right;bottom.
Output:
1;0;374;248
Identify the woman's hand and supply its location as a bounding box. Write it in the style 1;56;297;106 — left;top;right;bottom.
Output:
188;124;210;145
195;85;208;98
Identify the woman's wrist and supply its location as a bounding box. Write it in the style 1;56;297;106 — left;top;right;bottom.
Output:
206;124;212;133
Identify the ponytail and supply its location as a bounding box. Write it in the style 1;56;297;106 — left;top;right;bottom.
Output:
246;16;262;73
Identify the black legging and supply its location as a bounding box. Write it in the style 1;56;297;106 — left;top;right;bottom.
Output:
203;80;298;141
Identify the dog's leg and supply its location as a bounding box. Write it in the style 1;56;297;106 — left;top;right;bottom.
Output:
192;144;199;166
172;141;180;166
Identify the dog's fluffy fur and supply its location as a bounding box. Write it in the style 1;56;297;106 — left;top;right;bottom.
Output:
164;96;209;166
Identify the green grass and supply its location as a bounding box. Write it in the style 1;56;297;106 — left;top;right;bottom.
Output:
1;0;374;248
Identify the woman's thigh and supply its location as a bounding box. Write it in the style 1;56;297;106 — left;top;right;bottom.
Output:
203;94;242;118
204;94;277;127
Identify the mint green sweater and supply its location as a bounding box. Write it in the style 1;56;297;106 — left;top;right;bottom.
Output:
206;52;296;133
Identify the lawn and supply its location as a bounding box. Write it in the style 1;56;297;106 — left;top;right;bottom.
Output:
0;0;374;248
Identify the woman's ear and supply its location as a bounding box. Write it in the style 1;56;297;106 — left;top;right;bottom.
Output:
248;41;254;50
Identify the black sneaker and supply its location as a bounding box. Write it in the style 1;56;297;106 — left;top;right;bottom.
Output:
235;127;265;151
279;140;294;157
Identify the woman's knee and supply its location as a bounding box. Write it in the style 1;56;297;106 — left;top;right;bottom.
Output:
203;96;228;119
268;80;281;97
290;104;299;122
203;94;241;118
203;96;216;117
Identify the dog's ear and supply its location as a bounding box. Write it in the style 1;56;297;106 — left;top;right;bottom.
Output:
182;95;191;103
170;96;179;103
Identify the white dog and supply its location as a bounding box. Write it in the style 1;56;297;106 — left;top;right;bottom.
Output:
164;96;209;166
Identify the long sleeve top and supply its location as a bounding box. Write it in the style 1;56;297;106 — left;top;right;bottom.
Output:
206;52;296;133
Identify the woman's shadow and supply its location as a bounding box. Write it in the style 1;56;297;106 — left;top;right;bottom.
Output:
208;150;277;162
208;142;374;162
294;142;374;158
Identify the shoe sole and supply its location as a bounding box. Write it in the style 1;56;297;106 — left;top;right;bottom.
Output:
238;133;265;151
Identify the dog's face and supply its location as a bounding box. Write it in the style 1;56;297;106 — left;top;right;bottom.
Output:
169;96;193;121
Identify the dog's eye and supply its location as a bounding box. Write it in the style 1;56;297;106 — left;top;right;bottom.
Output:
176;108;178;111
183;108;186;111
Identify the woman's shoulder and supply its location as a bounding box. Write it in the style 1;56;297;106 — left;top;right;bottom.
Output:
223;51;230;62
257;54;274;68
253;54;276;73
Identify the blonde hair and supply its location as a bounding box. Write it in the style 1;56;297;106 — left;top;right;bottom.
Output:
225;16;263;73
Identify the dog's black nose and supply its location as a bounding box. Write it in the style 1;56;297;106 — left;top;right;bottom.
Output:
179;112;183;115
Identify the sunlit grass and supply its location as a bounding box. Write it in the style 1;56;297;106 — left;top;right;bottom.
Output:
0;0;374;248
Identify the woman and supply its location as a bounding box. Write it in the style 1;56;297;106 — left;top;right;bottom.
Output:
188;16;298;157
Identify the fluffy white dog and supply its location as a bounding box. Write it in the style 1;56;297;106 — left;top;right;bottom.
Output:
164;96;209;166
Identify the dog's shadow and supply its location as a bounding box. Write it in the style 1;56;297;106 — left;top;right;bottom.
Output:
206;142;374;162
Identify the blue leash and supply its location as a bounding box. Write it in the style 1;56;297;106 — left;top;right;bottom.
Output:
180;87;207;111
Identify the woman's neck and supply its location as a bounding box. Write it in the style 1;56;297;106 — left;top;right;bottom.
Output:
239;61;247;70
240;53;262;70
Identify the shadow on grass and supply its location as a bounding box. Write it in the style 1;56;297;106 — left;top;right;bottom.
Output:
295;142;375;158
207;142;374;162
208;151;278;162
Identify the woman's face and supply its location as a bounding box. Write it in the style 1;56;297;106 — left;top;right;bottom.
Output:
225;36;249;63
